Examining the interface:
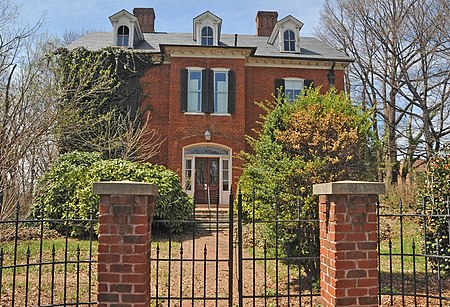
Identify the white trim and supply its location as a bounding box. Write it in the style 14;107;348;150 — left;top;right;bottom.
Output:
184;112;206;116
210;113;231;116
186;66;205;71
283;77;305;81
211;67;230;72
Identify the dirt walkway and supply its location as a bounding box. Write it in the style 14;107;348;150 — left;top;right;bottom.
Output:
150;229;318;306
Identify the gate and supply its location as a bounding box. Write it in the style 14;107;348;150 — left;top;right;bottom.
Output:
150;190;320;306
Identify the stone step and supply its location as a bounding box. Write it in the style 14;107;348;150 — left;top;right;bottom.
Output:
193;208;232;231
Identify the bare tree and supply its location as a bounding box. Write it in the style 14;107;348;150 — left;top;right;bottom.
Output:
0;2;157;218
316;0;450;184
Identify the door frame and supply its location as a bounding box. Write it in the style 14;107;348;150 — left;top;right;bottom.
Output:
182;143;232;205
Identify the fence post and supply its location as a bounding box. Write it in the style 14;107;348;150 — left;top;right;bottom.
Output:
313;181;384;307
93;181;158;307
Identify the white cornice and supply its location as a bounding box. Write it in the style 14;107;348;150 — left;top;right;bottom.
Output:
245;57;348;70
163;46;252;61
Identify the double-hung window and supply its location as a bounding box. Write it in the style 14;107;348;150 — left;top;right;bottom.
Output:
201;26;214;46
187;69;203;112
275;78;313;102
181;68;235;114
283;30;296;52
214;70;228;114
285;79;304;102
117;25;130;47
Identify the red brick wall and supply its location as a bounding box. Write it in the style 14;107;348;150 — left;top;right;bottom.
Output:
139;56;346;189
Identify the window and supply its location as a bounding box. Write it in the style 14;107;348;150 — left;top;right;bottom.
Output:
201;26;214;46
185;159;192;190
187;70;202;112
283;30;296;52
275;78;313;101
214;71;228;113
117;25;130;46
222;159;230;191
285;79;304;102
181;68;235;114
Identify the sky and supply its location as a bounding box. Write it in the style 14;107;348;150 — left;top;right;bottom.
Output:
14;0;326;38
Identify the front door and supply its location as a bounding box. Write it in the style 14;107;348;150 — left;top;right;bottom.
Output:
195;158;219;204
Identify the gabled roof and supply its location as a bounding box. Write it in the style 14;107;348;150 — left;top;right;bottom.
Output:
109;9;138;22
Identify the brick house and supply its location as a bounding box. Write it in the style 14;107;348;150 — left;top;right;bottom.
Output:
70;8;352;205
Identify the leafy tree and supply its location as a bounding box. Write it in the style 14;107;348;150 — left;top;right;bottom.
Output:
419;154;450;273
239;88;376;278
34;151;193;237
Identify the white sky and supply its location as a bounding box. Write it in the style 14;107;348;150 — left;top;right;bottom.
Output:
13;0;326;37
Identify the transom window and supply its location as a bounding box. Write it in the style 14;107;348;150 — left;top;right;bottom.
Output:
285;79;304;102
201;26;214;46
283;30;296;52
187;69;203;112
117;25;130;47
214;71;228;114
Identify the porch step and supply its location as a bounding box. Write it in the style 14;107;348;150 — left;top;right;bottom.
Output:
194;207;230;231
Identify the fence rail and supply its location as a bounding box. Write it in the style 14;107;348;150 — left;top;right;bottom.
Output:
0;203;97;307
378;200;450;306
150;190;320;306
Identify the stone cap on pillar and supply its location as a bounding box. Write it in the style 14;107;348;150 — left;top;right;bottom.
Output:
93;181;158;196
312;180;385;195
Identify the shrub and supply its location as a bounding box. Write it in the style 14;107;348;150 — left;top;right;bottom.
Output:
239;88;376;278
34;151;193;237
419;155;450;273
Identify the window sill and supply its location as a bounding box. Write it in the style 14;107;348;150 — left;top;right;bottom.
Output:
211;113;231;116
184;112;205;116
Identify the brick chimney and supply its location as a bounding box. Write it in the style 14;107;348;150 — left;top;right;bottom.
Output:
133;8;155;33
256;11;278;37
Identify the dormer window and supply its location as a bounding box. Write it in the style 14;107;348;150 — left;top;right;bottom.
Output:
109;9;144;48
193;11;222;46
201;26;214;46
268;15;304;53
283;30;296;52
117;25;130;46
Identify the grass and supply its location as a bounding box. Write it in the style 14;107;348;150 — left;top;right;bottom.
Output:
1;237;97;306
378;214;450;306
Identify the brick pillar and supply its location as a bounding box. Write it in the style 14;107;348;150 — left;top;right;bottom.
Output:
93;181;158;307
313;181;385;307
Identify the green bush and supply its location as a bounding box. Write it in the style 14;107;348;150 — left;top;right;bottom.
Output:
34;151;193;237
419;155;450;273
239;88;376;278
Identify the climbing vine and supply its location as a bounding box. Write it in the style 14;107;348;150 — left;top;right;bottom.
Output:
52;46;155;158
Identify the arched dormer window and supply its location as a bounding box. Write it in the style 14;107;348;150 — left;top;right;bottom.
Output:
201;26;214;46
117;25;130;46
284;30;295;52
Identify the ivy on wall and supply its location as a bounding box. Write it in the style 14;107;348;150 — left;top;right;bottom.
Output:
53;46;155;158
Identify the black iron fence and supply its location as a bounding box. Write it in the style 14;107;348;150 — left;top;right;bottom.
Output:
378;200;450;306
0;203;97;306
150;190;320;306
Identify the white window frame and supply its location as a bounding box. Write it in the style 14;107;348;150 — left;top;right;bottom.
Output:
284;77;304;102
117;25;130;47
187;67;204;113
283;29;296;52
212;68;229;114
201;26;214;46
